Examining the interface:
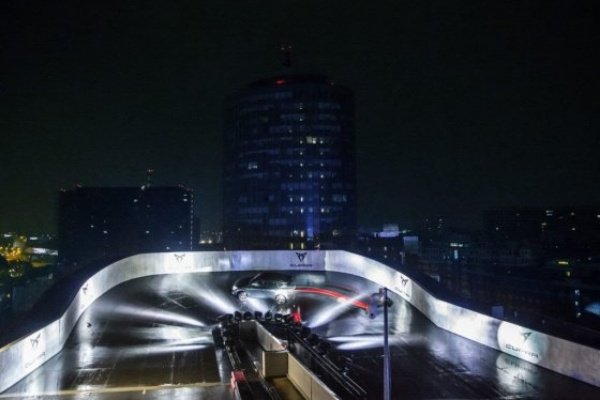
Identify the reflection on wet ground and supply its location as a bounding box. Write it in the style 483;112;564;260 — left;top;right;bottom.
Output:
2;272;599;399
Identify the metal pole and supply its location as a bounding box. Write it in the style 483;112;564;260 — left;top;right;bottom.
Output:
383;287;391;400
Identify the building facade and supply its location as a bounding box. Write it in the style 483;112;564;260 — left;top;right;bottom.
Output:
224;74;356;249
58;186;193;269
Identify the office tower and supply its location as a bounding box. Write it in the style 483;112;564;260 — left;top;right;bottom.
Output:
58;186;193;268
224;74;356;249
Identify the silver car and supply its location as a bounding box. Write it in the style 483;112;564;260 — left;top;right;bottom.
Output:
231;272;295;305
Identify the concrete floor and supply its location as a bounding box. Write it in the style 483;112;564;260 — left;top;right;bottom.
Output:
1;271;599;399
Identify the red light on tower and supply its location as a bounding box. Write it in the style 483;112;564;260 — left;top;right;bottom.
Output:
275;79;286;85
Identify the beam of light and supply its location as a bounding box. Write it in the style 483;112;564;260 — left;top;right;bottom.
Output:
329;335;401;351
158;330;213;347
74;327;212;364
307;293;367;328
245;297;271;312
118;330;212;356
584;302;600;316
175;277;238;315
116;326;211;342
118;343;208;359
93;302;204;327
329;335;374;342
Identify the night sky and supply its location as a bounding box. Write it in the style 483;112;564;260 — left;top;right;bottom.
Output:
2;1;599;233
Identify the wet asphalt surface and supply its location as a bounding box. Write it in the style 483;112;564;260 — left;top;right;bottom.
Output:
1;271;600;399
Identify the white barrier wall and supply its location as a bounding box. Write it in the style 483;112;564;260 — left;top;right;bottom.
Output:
0;250;599;392
287;353;340;400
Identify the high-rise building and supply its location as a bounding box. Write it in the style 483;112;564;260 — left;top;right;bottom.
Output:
58;186;194;268
223;74;356;249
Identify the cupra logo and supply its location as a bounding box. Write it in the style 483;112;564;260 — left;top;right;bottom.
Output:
30;333;41;349
174;254;185;263
295;252;307;262
521;331;532;343
400;276;409;287
82;283;89;295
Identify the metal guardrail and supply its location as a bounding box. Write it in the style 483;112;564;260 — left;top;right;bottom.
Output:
263;320;366;400
214;317;282;400
214;315;348;400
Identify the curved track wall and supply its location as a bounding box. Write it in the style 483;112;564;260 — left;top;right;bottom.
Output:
0;250;598;392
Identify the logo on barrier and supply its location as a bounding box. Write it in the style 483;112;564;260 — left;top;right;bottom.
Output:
393;274;412;300
24;332;47;370
174;253;186;263
290;251;312;268
30;333;41;349
82;283;89;296
521;331;532;343
498;323;547;363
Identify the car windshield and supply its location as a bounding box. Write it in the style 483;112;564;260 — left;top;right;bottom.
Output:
250;272;291;285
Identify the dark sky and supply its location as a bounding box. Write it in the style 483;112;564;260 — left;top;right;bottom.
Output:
2;0;599;233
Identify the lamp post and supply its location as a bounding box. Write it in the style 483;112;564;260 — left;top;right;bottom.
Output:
382;287;391;400
369;287;392;400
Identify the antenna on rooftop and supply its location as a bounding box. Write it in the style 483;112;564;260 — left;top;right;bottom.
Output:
281;44;292;68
